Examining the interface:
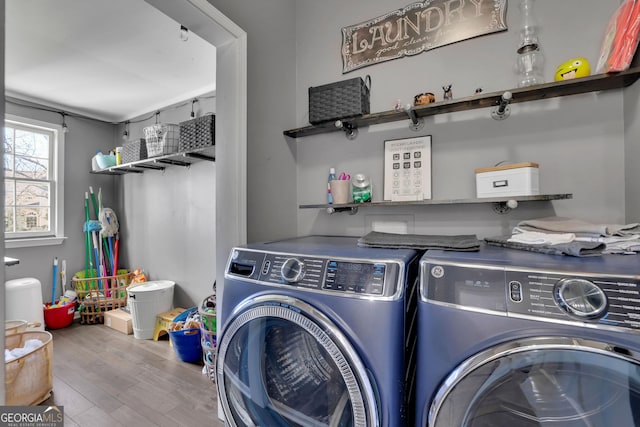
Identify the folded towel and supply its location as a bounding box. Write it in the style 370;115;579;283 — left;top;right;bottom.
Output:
508;231;575;245
358;231;481;251
515;216;640;237
485;236;606;257
575;234;640;254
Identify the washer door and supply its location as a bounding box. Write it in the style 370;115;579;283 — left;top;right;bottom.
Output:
216;295;379;427
429;337;640;427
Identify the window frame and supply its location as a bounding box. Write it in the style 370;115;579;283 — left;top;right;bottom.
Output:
4;114;65;248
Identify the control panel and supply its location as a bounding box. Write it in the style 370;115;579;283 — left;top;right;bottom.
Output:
505;270;640;330
227;249;394;297
424;261;640;331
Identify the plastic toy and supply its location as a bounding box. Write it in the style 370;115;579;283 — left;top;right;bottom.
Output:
414;92;436;106
443;85;453;101
554;57;591;81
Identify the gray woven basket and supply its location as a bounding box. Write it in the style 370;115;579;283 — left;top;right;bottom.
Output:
309;75;371;125
122;138;147;163
179;114;215;151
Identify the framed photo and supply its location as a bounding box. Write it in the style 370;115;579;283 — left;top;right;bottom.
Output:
383;136;432;201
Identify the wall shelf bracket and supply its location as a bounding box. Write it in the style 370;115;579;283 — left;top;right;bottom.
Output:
492;199;518;214
491;91;513;120
407;108;425;131
335;120;358;140
326;206;359;215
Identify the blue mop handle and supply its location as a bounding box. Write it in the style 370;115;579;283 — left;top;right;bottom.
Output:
51;257;58;304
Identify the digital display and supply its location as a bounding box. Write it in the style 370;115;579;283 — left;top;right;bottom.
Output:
325;261;385;294
335;262;371;287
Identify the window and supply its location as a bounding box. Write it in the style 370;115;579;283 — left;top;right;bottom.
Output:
4;115;65;247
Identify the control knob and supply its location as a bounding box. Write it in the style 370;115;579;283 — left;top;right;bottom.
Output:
281;258;305;283
553;278;607;319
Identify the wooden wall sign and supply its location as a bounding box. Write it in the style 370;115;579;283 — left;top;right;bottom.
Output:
341;0;508;73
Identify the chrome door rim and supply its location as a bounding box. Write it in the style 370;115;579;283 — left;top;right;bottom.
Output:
216;294;379;427
428;336;640;427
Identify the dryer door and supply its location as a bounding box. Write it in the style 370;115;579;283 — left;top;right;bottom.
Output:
216;295;379;427
429;336;640;427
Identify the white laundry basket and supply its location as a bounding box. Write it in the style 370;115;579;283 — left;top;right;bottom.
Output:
5;278;45;331
127;280;175;339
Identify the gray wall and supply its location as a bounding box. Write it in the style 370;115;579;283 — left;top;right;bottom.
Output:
115;98;216;308
209;0;298;243
4;102;117;302
625;66;640;223
4;0;638;327
294;0;631;237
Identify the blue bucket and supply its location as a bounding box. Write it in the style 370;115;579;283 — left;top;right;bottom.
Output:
169;328;202;363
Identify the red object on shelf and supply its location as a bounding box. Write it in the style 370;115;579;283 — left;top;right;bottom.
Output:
43;302;75;329
597;0;640;73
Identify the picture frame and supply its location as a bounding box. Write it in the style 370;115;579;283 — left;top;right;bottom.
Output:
383;135;432;201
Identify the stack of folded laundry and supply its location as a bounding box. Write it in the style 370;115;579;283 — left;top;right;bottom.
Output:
358;231;481;251
486;216;640;256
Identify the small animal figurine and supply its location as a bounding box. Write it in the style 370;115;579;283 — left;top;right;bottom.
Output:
414;92;436;106
443;85;453;101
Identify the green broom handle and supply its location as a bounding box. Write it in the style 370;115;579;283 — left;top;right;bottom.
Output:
84;193;91;278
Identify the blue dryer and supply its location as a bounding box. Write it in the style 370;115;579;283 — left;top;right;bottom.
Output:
416;245;640;427
216;236;420;427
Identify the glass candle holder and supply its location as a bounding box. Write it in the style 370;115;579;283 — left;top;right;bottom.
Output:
515;0;545;87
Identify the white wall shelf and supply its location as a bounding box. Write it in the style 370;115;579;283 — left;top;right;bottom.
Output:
91;146;215;175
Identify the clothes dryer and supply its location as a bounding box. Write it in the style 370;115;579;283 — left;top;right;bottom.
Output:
217;236;420;427
416;245;640;427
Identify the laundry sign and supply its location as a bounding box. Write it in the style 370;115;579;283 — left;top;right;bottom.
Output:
341;0;508;73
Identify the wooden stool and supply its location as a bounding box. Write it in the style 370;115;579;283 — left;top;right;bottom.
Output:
153;307;187;345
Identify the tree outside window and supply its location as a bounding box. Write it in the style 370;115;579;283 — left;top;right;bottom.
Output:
4;118;58;240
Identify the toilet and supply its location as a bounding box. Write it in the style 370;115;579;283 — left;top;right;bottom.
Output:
5;278;45;330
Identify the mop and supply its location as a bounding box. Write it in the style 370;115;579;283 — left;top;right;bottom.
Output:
90;187;112;273
98;188;118;273
84;192;92;279
100;209;119;271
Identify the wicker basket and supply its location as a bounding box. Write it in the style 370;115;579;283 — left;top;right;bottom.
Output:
179;114;215;151
144;124;180;157
199;293;217;383
5;331;53;406
73;270;133;324
5;320;30;336
200;326;217;383
309;75;371;124
122;138;147;163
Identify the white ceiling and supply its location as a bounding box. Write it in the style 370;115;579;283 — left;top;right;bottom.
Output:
5;0;217;123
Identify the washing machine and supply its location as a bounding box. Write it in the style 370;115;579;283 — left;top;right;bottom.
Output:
416;245;640;427
216;236;420;427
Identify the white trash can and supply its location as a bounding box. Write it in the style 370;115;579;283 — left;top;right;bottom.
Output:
5;278;45;331
127;280;175;339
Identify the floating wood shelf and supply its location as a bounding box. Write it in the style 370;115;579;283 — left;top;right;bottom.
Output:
284;67;640;138
300;193;573;214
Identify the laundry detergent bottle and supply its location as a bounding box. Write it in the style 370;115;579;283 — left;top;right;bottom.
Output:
327;167;336;204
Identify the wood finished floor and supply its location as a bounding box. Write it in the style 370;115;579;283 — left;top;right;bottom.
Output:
41;321;223;427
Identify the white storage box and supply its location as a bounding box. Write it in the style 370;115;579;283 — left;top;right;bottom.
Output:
475;162;539;198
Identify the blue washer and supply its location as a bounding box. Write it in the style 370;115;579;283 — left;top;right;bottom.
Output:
416;244;640;426
217;236;420;427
